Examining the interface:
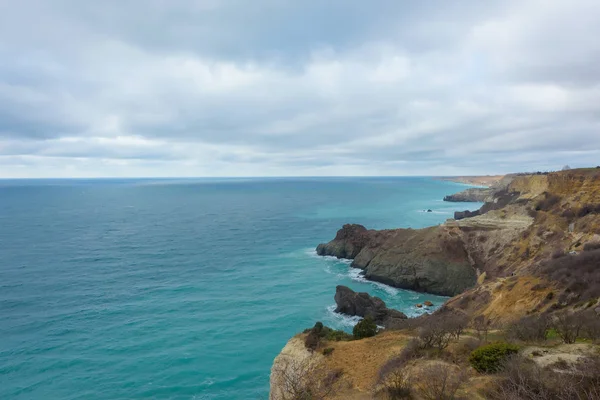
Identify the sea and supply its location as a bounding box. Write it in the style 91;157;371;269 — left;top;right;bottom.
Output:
0;177;482;399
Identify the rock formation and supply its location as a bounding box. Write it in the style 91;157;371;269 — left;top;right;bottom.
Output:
444;187;493;202
334;285;407;327
317;225;477;296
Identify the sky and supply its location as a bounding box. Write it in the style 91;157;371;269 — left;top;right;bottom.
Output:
1;0;599;178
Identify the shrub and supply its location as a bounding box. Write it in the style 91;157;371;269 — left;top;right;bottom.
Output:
489;354;600;400
552;311;584;344
379;363;413;399
324;328;353;342
322;347;334;356
537;248;600;303
576;203;600;218
353;317;377;339
304;331;320;351
473;315;491;342
584;242;600;252
273;357;344;400
469;342;520;373
506;314;550;342
418;363;466;400
418;316;454;351
535;193;561;212
551;249;565;259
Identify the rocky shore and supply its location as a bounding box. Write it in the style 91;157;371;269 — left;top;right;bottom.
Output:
271;168;600;399
334;285;407;327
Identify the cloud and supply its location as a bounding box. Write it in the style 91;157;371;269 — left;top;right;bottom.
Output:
0;0;599;177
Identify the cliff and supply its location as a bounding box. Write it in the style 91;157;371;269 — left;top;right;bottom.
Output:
316;169;600;299
443;187;493;202
271;168;600;399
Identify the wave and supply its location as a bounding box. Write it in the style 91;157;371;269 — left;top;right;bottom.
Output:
304;248;352;264
347;268;399;296
325;304;362;328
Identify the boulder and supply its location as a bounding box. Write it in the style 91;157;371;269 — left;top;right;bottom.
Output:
334;285;407;327
416;303;423;308
424;301;433;307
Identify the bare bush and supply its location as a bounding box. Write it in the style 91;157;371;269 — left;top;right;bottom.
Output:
583;241;600;252
473;315;490;342
490;355;600;400
506;314;550;342
418;317;454;351
552;311;584;344
536;249;600;304
417;363;466;400
273;357;343;400
535;193;561;212
381;364;413;399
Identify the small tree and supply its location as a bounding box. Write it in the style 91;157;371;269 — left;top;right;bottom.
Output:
473;315;490;342
506;314;550;342
418;363;466;400
553;311;584;344
380;363;412;399
418;314;460;351
353;317;377;339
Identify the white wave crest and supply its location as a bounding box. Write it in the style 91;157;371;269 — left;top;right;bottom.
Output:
347;268;399;296
325;304;362;328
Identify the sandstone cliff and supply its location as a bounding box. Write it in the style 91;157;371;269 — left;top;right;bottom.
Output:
272;168;600;399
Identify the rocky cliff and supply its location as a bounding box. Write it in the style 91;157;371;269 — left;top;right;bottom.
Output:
272;168;600;399
443;187;493;202
317;168;600;301
317;224;478;296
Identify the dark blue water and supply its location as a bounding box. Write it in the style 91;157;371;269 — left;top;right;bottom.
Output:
0;177;480;399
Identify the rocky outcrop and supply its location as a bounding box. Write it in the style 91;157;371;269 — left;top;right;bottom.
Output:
444;188;492;202
316;224;368;258
316;224;394;259
454;209;481;220
317;226;477;296
334;285;407;327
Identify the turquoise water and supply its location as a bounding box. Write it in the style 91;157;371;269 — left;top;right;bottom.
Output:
0;177;481;399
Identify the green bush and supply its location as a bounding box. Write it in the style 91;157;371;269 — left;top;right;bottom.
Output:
322;347;334;356
469;342;519;373
353;317;378;339
325;328;353;342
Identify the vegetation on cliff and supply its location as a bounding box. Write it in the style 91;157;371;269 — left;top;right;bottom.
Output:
272;168;600;400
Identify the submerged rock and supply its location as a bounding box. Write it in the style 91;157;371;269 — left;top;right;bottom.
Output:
334;285;407;327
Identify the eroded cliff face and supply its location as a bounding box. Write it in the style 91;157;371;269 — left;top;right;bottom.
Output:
271;169;600;399
316;168;600;310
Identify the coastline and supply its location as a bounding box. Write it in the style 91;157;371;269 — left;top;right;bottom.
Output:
436;174;505;188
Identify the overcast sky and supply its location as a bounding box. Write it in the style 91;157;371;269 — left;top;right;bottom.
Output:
1;0;599;178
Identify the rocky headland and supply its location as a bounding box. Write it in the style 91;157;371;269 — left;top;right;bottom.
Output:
443;187;493;202
271;168;600;399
